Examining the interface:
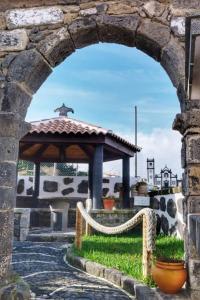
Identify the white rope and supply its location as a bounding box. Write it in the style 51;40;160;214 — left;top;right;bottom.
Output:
77;202;156;252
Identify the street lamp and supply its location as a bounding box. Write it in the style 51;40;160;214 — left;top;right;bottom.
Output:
186;15;200;100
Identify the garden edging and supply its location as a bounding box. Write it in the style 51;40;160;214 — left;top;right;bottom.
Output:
66;248;190;300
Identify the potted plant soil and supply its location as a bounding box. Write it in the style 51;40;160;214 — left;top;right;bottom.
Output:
103;195;116;210
152;254;187;294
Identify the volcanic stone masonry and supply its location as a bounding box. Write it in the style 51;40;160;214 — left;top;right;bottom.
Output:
0;0;200;296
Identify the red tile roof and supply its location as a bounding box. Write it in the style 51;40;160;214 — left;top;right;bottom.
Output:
30;117;141;152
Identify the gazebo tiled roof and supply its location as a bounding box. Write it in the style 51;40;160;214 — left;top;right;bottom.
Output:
30;117;141;152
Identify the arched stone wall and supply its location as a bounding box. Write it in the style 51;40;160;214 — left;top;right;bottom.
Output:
0;0;199;293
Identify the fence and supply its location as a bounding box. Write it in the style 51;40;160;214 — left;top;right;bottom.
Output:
75;199;157;278
17;160;85;176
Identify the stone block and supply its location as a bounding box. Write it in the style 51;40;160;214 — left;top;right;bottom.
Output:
0;29;28;51
77;180;88;194
107;2;138;15
186;134;200;164
17;179;24;194
61;188;74;195
161;214;169;235
181;140;186;168
135;283;157;300
171;17;185;36
43;180;58;192
0;137;19;162
0;113;28;138
172;0;200;9
143;1;166;18
0;162;16;187
0;254;11;281
0;13;6;30
7;49;52;94
167;198;177;218
6;7;64;29
0;211;13;254
2;82;32;118
104;268;123;286
64;12;78;25
85;261;105;278
63;177;73;185
67;252;87;271
0;187;15;209
150;197;160;209
189;214;200;258
136;19;170;61
187;196;200;213
188;259;200;290
187;166;200;195
37;27;74;67
68;18;99;49
121;275;136;295
96;14;139;47
80;8;97;16
161;38;185;88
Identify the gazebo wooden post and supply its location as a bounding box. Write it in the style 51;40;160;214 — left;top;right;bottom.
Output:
34;162;40;207
92;145;103;209
122;155;130;208
88;160;93;200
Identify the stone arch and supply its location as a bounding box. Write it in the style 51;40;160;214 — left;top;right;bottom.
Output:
0;0;197;292
2;16;185;120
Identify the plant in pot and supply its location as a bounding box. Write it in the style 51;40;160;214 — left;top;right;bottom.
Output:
152;247;187;294
103;195;116;210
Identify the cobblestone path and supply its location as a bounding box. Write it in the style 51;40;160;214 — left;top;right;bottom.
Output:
12;242;134;300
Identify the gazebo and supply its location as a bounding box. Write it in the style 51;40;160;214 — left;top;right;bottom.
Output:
19;105;140;209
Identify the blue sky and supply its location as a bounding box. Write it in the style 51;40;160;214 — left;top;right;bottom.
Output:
26;43;182;177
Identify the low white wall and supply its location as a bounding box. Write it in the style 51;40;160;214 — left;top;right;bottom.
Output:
150;193;184;239
17;175;138;199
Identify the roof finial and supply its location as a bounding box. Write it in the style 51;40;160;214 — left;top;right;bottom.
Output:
54;103;74;117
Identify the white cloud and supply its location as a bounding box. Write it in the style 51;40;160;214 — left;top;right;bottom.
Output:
78;128;183;180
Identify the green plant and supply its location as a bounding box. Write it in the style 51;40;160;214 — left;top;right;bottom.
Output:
103;194;116;200
153;235;185;262
72;234;184;286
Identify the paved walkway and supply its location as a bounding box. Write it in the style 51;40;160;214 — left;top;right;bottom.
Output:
12;242;134;300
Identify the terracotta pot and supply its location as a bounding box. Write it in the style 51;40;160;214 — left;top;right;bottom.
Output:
103;198;115;210
152;259;187;294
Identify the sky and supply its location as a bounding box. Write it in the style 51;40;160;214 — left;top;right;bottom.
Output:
26;43;182;179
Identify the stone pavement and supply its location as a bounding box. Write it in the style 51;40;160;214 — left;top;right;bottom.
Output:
12;242;134;300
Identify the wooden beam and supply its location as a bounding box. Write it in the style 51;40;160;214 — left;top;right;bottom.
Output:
79;144;95;159
105;136;137;157
19;143;34;154
34;144;49;159
59;145;66;162
21;134;106;145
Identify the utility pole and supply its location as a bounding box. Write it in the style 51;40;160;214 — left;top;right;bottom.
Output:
135;106;138;178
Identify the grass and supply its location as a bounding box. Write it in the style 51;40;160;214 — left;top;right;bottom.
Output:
72;233;184;285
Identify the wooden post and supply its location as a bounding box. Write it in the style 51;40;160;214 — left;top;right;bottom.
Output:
75;207;82;250
142;215;151;278
123;156;130;208
34;162;40;208
93;145;103;209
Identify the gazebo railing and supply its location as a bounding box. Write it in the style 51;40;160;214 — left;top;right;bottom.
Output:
75;199;157;278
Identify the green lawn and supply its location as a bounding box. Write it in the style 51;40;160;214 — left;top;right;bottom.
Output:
72;234;184;284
